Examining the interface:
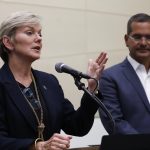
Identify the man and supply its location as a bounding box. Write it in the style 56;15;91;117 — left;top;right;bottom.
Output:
99;13;150;134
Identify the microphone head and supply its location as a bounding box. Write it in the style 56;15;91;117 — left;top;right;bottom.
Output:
55;62;92;79
55;62;64;73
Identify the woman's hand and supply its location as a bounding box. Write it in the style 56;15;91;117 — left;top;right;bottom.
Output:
87;52;108;93
36;133;72;150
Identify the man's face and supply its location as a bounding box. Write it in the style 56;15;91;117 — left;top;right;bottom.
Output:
125;22;150;64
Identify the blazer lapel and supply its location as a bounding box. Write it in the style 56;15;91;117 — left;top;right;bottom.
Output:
122;59;150;112
32;70;55;118
0;64;37;132
31;70;59;133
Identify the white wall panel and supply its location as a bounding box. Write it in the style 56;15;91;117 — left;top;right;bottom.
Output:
1;0;86;9
41;9;86;57
86;0;150;15
86;12;127;52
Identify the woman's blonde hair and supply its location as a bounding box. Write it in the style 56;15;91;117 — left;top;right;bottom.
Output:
0;11;41;62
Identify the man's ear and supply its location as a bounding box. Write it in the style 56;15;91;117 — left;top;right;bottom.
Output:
124;34;129;47
2;35;14;51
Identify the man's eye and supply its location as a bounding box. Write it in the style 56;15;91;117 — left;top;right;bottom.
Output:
132;35;141;40
146;35;150;40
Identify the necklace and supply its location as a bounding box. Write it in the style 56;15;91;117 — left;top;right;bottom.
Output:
32;73;45;140
19;72;45;140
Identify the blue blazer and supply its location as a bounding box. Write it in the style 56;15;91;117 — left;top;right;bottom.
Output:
0;64;99;150
99;58;150;134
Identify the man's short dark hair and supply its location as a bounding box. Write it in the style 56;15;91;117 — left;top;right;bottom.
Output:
127;13;150;34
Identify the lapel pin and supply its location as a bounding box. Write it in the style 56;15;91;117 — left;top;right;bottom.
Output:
43;85;47;90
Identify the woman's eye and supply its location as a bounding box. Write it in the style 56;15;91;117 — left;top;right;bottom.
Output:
26;31;33;35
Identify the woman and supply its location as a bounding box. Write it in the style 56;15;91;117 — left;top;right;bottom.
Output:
0;11;107;150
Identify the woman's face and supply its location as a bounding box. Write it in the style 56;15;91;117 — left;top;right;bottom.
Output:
10;23;42;62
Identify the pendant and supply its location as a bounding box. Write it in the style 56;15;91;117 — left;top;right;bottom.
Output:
38;123;45;140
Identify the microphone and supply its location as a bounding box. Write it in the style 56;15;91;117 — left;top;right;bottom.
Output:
55;62;91;79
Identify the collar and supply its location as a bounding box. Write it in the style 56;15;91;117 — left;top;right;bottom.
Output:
127;55;145;72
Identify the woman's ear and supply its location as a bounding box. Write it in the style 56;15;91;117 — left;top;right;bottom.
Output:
2;35;14;51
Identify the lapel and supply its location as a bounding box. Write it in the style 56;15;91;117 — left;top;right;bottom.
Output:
32;70;55;120
0;64;37;132
122;59;150;112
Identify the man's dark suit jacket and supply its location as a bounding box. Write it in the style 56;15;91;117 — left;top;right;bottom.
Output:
99;58;150;134
0;64;99;149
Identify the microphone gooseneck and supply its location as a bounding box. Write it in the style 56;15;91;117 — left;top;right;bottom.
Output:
55;62;115;134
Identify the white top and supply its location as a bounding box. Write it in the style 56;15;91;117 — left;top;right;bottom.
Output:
127;55;150;102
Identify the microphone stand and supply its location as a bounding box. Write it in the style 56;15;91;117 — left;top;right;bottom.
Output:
74;77;115;134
